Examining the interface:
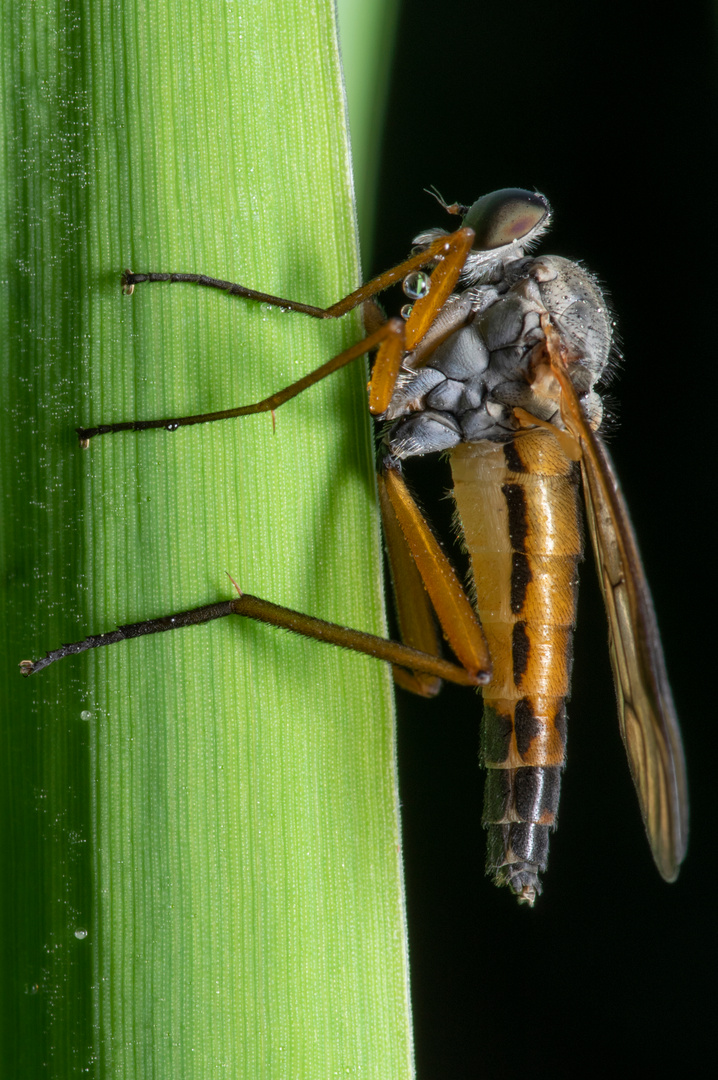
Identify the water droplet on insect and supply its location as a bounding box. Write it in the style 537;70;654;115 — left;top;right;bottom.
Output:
400;304;413;320
166;422;180;432
80;710;92;721
402;270;431;300
74;928;88;940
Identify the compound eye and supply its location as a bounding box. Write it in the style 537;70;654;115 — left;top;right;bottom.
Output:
463;189;549;250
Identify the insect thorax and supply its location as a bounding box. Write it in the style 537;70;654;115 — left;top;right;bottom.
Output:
384;253;612;462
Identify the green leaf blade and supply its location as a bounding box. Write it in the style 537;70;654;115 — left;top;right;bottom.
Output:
1;2;414;1076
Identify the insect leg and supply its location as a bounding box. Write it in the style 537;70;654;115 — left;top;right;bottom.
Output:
20;591;481;687
378;473;443;697
380;465;492;683
77;317;406;443
120;226;475;322
80;227;476;443
368;226;476;413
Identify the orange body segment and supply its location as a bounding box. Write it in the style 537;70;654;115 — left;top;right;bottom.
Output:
451;428;582;897
451;430;580;744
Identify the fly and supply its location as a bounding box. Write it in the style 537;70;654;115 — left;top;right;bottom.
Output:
21;188;688;904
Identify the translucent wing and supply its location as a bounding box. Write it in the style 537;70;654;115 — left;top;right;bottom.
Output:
579;432;688;878
547;327;689;880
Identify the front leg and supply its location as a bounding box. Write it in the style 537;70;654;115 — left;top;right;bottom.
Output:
120;226;474;325
80;227;476;444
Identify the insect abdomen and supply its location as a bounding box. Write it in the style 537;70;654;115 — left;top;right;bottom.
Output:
450;429;581;905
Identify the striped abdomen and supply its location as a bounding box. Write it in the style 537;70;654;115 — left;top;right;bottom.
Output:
450;428;581;905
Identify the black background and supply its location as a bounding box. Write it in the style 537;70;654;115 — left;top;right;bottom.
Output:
370;2;715;1076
